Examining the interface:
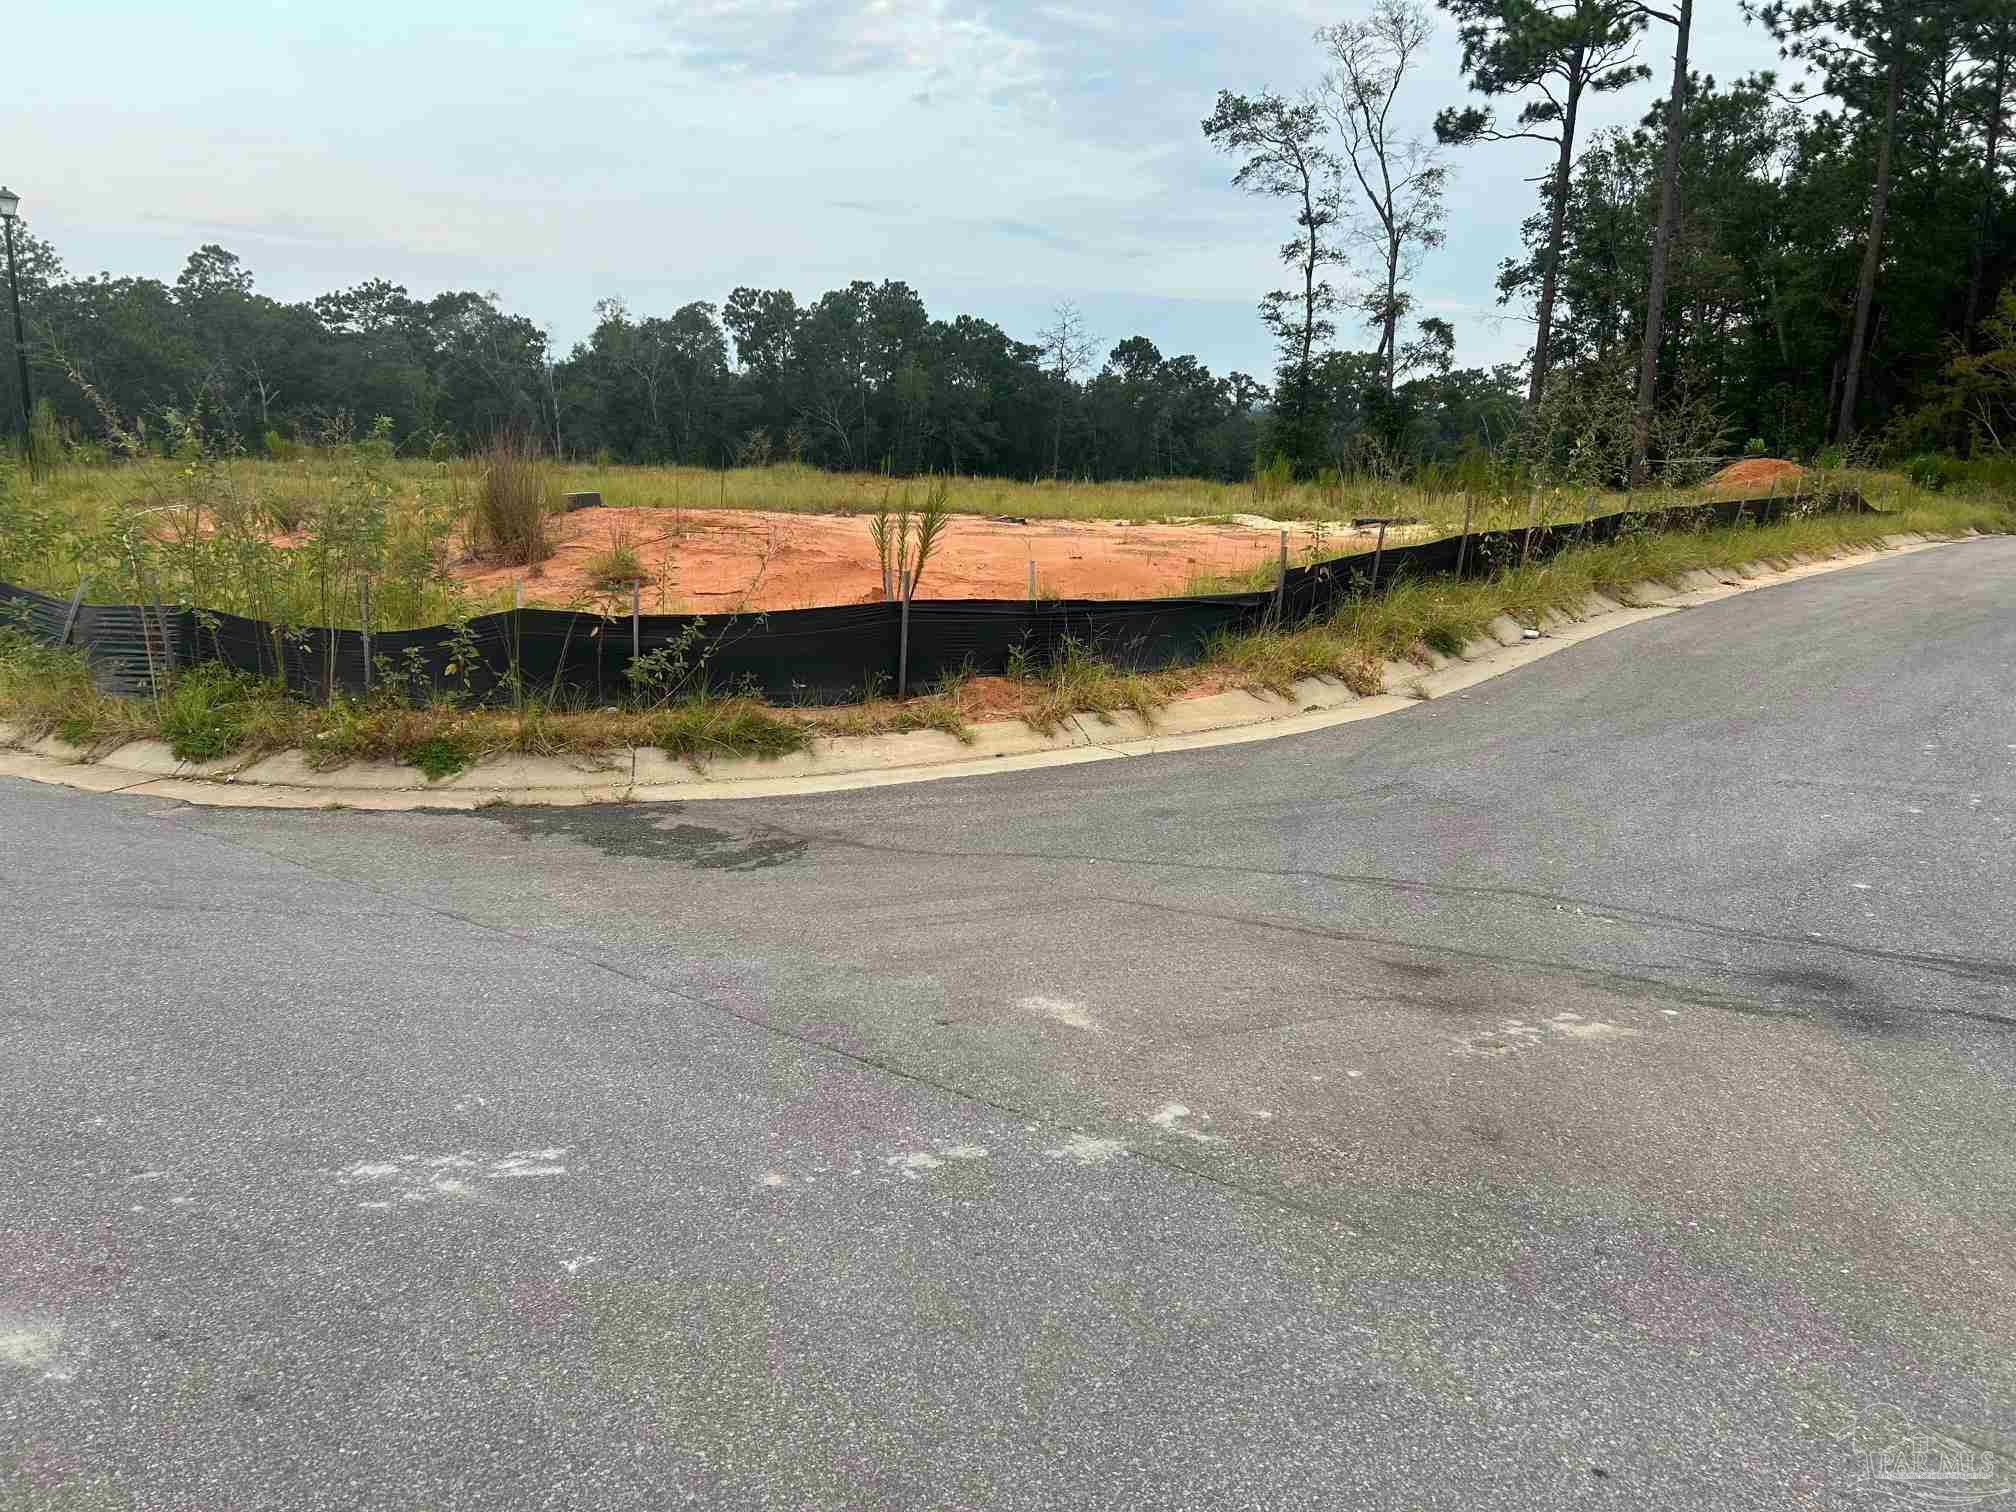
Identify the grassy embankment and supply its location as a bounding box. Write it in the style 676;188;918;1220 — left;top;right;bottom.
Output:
1;455;2008;781
3;451;1845;621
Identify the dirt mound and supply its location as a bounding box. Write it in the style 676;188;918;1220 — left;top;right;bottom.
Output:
1708;458;1806;493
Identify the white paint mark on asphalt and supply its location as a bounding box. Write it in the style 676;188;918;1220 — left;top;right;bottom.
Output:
1548;1015;1639;1042
883;1145;989;1178
1148;1103;1224;1143
337;1146;570;1205
561;1256;599;1275
1047;1134;1130;1166
1851;883;1873;891
0;1323;62;1373
127;1171;166;1182
1457;1014;1637;1055
1249;1110;1275;1120
488;1152;568;1179
1019;995;1101;1031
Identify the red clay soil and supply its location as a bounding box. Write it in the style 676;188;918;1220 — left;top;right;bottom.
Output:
460;508;1395;612
1707;458;1807;494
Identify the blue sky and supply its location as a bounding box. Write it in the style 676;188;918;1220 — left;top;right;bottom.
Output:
7;0;1783;380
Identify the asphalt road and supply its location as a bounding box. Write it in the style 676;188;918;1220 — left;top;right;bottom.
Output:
4;540;2014;1511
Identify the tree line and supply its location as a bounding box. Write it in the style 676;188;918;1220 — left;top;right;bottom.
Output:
1208;0;2016;478
0;227;1524;480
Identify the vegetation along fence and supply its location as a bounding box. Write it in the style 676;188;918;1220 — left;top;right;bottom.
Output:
0;491;1864;708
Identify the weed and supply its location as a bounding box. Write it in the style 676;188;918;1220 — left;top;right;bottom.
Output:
465;431;554;566
585;538;648;594
1202;622;1384;696
154;667;277;763
402;732;477;782
1016;636;1180;734
651;697;811;765
1421;624;1467;657
1251;453;1294;508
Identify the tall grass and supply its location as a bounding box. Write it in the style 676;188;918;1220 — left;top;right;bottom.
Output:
464;432;555;566
5;449;2010;629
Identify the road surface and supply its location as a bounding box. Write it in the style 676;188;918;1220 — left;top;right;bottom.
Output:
4;540;2014;1509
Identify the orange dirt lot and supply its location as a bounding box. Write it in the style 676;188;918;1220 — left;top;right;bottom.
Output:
462;509;1398;612
1707;458;1807;493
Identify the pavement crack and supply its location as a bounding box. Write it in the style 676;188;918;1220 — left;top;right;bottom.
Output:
756;824;2016;993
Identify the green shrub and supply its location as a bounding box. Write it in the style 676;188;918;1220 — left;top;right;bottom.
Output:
1897;454;1972;493
155;666;280;763
401;732;477;781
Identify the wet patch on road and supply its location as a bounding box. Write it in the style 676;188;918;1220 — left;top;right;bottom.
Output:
478;806;808;870
1749;965;1922;1037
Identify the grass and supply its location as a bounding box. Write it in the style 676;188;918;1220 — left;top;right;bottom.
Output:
3;478;2008;781
1197;489;2015;696
0;643;807;780
808;668;977;743
8;449;1873;553
2;447;1981;630
584;539;648;593
464;433;556;566
1015;638;1186;735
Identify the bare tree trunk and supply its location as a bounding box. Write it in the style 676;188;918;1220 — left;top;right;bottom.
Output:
1299;177;1321;391
1838;48;1903;444
1529;67;1584;405
1382;228;1402;394
1631;0;1692;483
1963;33;2008;346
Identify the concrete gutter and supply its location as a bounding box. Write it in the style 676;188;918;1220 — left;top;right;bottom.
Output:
0;534;1969;810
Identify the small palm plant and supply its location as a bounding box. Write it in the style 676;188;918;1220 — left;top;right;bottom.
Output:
869;474;953;696
869;474;952;603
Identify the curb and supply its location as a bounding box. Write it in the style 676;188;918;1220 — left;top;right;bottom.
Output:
0;534;1967;810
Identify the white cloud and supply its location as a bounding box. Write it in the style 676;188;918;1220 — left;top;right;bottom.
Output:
8;0;1789;376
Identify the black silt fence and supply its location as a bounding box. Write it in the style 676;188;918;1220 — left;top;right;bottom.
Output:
1;489;1867;707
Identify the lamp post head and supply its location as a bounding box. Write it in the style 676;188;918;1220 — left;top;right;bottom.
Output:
0;187;18;221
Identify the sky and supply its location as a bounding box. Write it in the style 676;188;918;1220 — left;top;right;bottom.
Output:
5;0;1791;381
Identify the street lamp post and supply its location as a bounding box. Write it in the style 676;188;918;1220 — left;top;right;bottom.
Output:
0;187;32;454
